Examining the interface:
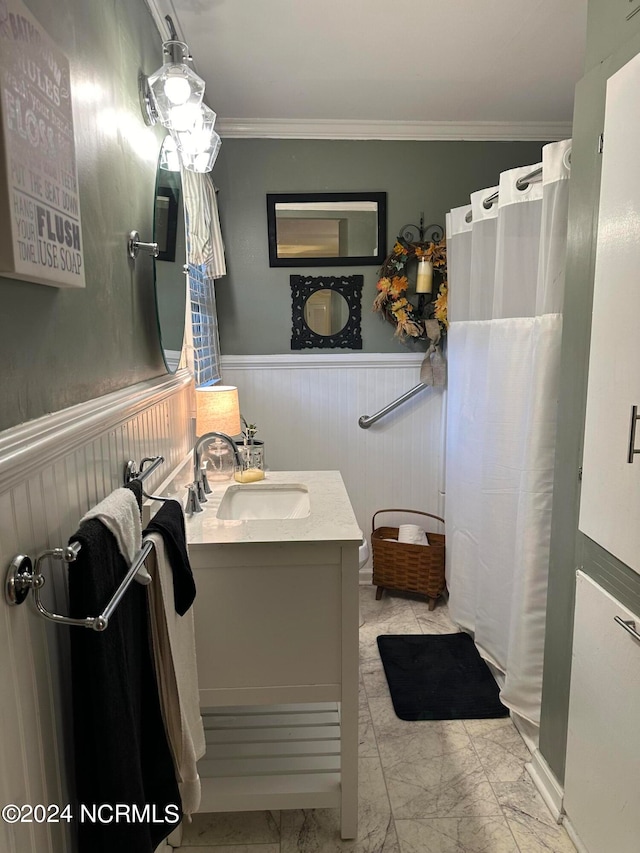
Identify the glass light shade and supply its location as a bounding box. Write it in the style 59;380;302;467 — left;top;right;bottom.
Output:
159;134;180;171
195;385;241;437
176;104;217;155
148;41;205;130
167;102;202;133
164;75;191;106
181;130;222;173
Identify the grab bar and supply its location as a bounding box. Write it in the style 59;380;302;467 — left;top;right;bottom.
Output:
358;383;428;429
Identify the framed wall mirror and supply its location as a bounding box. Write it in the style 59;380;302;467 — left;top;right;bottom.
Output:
291;274;363;349
267;192;386;267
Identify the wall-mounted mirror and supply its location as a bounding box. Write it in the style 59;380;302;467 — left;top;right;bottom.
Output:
267;192;387;267
291;274;363;349
153;160;187;373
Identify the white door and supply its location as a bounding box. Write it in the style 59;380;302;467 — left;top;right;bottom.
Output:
579;51;640;575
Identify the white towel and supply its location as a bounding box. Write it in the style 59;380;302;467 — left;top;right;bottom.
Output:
81;488;151;584
145;531;206;816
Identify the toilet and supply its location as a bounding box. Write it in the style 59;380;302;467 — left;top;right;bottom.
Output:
358;531;369;626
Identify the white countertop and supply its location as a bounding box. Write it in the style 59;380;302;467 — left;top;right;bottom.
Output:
150;462;361;548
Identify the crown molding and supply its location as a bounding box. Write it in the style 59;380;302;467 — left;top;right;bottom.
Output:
215;118;572;142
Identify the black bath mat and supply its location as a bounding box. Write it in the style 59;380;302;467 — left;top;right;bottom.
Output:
377;633;509;721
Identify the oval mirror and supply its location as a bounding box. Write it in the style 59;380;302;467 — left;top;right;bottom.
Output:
304;288;349;336
153;155;187;373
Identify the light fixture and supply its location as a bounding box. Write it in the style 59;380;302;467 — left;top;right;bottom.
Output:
176;104;217;154
176;104;221;172
159;135;180;171
180;130;222;173
140;17;222;174
147;40;205;131
190;386;243;501
195;386;241;437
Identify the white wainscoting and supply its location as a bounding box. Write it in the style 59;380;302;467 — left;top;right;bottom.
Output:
221;353;446;570
0;370;193;853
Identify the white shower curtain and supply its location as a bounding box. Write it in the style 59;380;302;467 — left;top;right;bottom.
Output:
444;139;571;726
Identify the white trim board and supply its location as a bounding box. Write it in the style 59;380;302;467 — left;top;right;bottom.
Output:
562;816;590;853
0;370;193;853
221;353;424;370
526;749;565;823
0;370;192;495
216;118;572;142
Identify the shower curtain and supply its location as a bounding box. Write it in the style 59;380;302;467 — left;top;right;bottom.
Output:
444;139;571;726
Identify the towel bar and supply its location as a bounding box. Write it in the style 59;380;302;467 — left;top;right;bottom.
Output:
5;539;156;630
4;453;166;629
125;455;171;501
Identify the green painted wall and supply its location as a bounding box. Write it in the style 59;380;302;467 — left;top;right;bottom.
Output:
0;0;166;432
585;0;640;71
539;2;640;784
212;139;547;355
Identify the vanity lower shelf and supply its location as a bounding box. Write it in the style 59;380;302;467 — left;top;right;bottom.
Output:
198;703;343;813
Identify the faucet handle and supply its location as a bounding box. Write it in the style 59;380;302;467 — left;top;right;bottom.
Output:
185;483;202;514
200;462;212;495
195;476;208;503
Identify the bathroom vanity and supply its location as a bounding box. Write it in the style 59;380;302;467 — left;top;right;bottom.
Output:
155;467;361;839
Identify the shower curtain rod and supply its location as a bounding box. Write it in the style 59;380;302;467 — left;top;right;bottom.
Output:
464;165;543;223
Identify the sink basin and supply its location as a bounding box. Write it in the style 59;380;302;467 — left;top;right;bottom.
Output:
216;483;310;520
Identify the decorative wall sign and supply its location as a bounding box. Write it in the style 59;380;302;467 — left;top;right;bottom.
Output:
0;0;85;288
290;274;363;350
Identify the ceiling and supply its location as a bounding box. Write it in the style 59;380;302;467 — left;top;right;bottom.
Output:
147;0;588;140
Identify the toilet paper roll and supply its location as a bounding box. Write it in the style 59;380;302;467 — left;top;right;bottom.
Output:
398;524;428;545
397;524;419;541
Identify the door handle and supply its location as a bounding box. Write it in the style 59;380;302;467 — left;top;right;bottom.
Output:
614;616;640;642
628;405;640;463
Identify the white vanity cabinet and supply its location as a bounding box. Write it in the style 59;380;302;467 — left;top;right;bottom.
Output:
564;572;640;853
579;50;640;574
183;471;361;840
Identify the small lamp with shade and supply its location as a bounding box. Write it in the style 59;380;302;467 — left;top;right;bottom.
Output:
196;385;242;487
188;386;265;514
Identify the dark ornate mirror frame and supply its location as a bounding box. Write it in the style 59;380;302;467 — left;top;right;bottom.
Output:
291;274;363;350
267;192;387;267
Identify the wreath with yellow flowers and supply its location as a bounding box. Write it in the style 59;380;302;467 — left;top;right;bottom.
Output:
373;238;448;341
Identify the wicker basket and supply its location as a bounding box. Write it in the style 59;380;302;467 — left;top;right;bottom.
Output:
371;509;446;610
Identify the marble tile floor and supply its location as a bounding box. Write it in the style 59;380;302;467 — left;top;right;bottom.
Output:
179;586;575;853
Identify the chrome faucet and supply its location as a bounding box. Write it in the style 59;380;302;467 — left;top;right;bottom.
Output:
188;431;243;513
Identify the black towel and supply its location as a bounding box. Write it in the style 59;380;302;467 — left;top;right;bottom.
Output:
123;477;143;512
143;499;195;615
69;519;181;852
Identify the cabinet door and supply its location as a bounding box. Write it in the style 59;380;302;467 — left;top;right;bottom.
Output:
579;50;640;575
564;573;640;853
